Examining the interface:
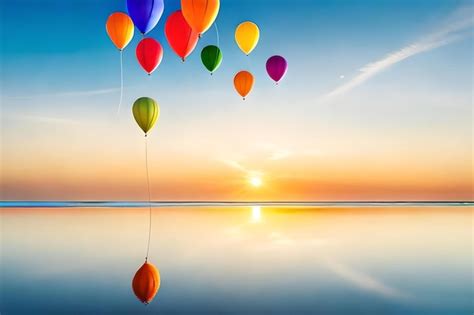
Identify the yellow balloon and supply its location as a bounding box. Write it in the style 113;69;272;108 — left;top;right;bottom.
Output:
235;21;260;55
132;97;159;135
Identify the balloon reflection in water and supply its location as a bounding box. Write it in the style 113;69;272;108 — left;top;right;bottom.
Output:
132;261;160;304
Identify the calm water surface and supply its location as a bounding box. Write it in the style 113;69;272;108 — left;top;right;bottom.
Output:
1;205;472;314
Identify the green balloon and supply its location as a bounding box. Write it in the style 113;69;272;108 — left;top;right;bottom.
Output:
201;45;223;74
132;97;159;135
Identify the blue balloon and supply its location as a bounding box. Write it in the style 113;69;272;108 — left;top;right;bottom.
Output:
127;0;164;35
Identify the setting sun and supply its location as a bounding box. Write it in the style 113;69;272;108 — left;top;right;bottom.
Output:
249;176;262;187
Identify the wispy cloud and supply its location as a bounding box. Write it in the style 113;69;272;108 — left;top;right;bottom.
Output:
259;143;323;161
257;143;291;161
268;149;293;160
5;114;81;125
5;88;120;100
268;148;322;160
218;159;263;177
321;5;473;102
219;159;249;173
219;144;322;176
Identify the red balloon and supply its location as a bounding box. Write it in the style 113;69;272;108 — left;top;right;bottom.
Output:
164;10;199;61
136;38;163;75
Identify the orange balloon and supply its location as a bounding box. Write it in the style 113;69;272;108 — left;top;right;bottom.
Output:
132;261;160;304
234;71;254;100
181;0;220;35
106;12;134;50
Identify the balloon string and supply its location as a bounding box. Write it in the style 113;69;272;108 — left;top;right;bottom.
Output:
214;22;219;48
144;136;152;261
213;22;220;74
117;50;124;115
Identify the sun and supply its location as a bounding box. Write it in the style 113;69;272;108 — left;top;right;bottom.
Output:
249;176;262;187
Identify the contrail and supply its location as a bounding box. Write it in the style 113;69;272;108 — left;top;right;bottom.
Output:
320;5;473;102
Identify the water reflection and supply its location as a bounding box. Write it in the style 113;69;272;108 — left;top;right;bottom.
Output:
1;206;472;314
132;261;160;304
251;206;261;223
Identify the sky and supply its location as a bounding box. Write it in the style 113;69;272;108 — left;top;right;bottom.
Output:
0;0;473;201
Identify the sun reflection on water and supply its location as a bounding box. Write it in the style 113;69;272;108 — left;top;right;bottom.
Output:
251;206;261;223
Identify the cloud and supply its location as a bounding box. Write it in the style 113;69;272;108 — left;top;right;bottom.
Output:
6;114;80;125
219;158;263;177
219;144;321;171
219;159;249;173
5;88;120;100
268;147;321;161
259;143;322;161
320;5;473;102
269;149;293;160
257;143;293;161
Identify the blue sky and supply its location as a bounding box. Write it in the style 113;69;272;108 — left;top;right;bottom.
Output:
2;0;471;95
1;0;472;200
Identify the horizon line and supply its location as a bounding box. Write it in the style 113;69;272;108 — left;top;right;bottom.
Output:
1;200;472;208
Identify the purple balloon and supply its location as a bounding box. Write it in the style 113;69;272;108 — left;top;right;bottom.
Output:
127;0;164;35
266;55;288;83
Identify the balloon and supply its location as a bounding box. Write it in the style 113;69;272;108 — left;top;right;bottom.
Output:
132;97;160;135
233;71;254;100
181;0;220;35
201;45;222;74
127;0;164;35
164;10;199;61
235;21;259;55
106;12;134;50
266;55;288;84
132;261;160;304
136;38;163;75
